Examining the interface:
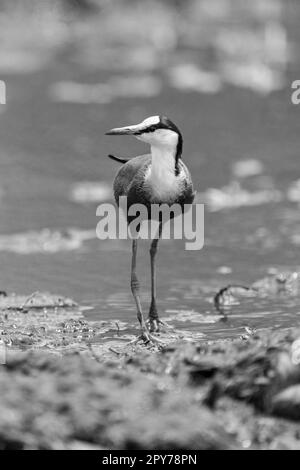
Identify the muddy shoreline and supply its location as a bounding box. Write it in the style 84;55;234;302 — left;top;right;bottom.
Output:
1;291;300;450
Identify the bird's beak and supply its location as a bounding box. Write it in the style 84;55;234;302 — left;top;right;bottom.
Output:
105;123;143;136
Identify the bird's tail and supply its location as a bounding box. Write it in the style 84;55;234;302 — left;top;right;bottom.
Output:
107;154;129;164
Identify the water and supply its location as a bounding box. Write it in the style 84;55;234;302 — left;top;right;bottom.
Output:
0;1;299;343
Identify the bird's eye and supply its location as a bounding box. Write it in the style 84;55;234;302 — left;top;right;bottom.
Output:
149;126;156;132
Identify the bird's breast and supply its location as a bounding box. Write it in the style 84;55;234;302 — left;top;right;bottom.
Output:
142;162;193;204
143;167;177;202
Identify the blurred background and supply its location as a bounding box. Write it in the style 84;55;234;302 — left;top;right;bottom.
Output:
0;0;299;339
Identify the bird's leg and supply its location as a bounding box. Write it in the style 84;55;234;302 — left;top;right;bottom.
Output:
130;239;162;345
148;237;160;331
147;222;167;332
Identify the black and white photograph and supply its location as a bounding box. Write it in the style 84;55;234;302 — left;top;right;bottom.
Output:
0;0;300;453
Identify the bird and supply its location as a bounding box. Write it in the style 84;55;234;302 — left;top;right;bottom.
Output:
106;115;195;344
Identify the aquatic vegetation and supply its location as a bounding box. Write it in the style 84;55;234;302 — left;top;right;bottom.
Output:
51;76;162;104
252;271;300;296
0;292;125;354
0;291;77;311
232;159;264;179
165;309;219;325
167;64;222;94
214;272;300;315
287;179;300;204
0;229;96;254
199;181;283;212
70;181;112;203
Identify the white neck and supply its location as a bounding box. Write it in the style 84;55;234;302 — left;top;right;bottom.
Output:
150;145;176;179
145;144;180;201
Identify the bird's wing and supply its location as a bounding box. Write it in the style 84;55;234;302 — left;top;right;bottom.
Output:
112;153;151;203
107;154;130;164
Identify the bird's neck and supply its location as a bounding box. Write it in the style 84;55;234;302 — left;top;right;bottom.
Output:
145;145;181;200
150;145;177;180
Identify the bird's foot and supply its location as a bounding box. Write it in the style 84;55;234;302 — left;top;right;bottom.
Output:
147;317;170;333
129;326;164;347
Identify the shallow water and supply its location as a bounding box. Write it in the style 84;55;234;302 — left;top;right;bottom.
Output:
0;2;299;343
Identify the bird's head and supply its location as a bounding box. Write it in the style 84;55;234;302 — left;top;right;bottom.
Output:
106;115;182;152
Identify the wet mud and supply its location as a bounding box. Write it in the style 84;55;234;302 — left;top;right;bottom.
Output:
1;286;300;450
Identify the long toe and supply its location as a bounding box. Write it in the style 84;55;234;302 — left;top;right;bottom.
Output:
147;317;170;333
142;330;163;345
129;327;164;347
